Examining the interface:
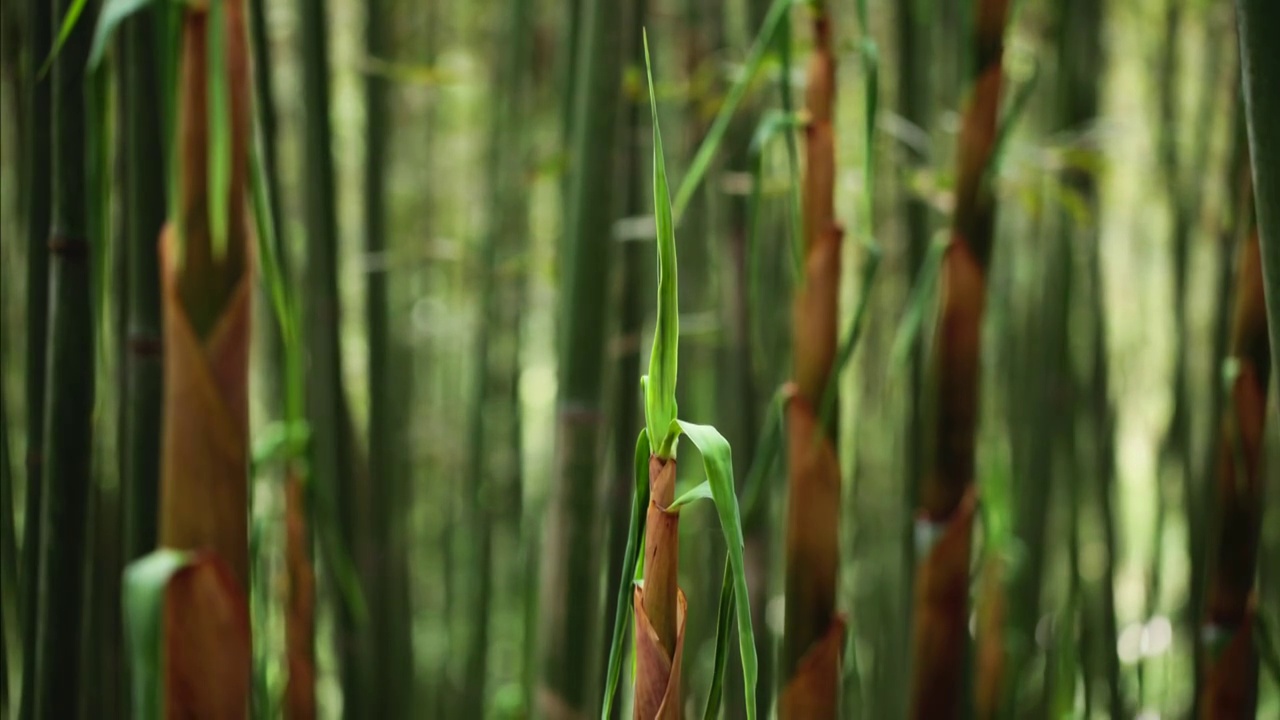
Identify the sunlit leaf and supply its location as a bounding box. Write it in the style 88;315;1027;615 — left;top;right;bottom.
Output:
39;0;90;78
124;548;194;720
88;0;159;68
207;0;231;260
642;31;679;458
668;480;713;512
890;233;950;373
671;419;757;720
600;430;653;720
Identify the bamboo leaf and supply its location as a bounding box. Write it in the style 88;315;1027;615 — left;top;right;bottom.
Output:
668;480;713;511
671;419;757;720
985;54;1040;192
889;233;950;373
124;548;194;720
1257;611;1280;688
39;0;90;77
642;31;679;458
600;430;653;720
671;0;794;223
703;563;735;720
87;0;160;68
820;244;882;431
746;110;801;371
207;0;231;260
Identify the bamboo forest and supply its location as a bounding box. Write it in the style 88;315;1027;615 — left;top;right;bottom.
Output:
2;0;1280;717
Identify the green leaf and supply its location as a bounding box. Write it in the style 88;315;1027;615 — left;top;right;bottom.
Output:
600;430;653;720
819;243;882;432
703;563;735;720
88;0;160;69
671;420;757;720
985;53;1040;193
671;0;794;223
124;548;195;720
668;480;714;511
207;0;231;260
39;0;90;78
642;31;679;458
889;233;950;373
1257;610;1280;689
746;110;801;371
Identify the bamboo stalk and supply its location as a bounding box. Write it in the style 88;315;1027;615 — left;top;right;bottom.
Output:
121;6;167;565
18;0;52;713
535;0;624;712
780;7;843;717
32;0;99;716
909;1;1010;717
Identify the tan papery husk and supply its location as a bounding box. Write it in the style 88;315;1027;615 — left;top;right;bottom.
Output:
164;552;251;718
780;616;846;720
634;586;687;720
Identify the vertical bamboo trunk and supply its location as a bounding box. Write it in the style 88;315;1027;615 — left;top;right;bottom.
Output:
362;0;414;714
600;8;648;715
121;6;167;566
534;0;623;714
154;0;256;714
296;0;366;712
31;1;98;716
18;0;51;714
909;1;1010;717
461;0;535;713
780;7;843;717
0;327;14;716
895;10;932;717
1197;178;1269;717
722;0;771;715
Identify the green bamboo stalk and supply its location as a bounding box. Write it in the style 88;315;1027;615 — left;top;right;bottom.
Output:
121;7;167;566
0;322;14;716
32;1;99;716
461;0;534;712
535;0;624;712
362;0;412;715
296;0;365;712
1237;0;1280;404
893;1;931;715
18;0;51;713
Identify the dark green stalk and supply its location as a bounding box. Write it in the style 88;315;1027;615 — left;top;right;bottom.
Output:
297;0;363;712
461;0;535;712
0;324;14;716
121;8;166;566
33;0;98;716
1237;0;1280;395
893;1;931;714
599;5;648;714
18;0;51;713
535;0;624;712
363;0;413;715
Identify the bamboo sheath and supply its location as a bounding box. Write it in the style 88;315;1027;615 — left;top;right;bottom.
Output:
636;456;685;719
909;1;1010;718
1199;226;1270;719
781;11;844;718
156;1;255;715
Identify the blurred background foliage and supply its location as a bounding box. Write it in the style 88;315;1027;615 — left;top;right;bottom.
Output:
0;0;1278;717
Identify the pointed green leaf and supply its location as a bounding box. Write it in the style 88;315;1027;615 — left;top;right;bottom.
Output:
124;548;195;720
207;0;231;260
890;234;950;373
671;420;757;720
600;430;653;720
668;480;713;512
703;563;736;720
40;0;91;78
671;0;794;223
642;31;679;458
88;0;159;68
